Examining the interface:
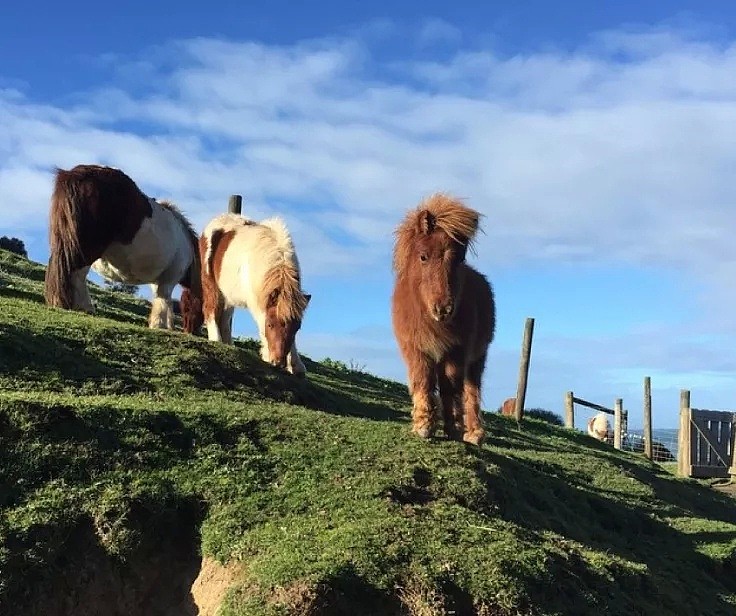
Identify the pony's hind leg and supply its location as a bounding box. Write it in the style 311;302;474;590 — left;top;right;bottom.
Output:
462;353;487;446
406;352;438;439
204;301;223;342
438;353;465;441
149;283;174;329
71;266;94;313
218;306;235;344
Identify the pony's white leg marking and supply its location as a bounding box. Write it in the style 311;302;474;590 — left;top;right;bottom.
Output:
219;306;235;344
149;283;174;329
72;267;94;313
287;343;306;376
206;317;222;342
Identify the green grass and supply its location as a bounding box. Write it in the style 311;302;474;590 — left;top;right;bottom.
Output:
1;248;735;615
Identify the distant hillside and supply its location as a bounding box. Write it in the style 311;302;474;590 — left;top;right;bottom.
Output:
1;248;735;616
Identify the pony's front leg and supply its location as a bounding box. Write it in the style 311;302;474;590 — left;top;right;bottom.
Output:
438;352;465;441
286;343;306;378
462;353;487;446
407;353;438;439
149;284;174;329
72;267;94;313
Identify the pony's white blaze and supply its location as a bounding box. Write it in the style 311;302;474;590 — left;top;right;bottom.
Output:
201;214;309;376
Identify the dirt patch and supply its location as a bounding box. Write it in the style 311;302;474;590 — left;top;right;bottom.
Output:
711;479;736;498
2;499;241;616
191;557;240;616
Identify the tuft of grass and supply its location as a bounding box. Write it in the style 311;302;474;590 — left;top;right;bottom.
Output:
1;248;735;615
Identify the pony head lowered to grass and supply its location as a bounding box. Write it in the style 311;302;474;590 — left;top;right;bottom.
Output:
44;164;203;333
391;193;496;445
199;212;311;376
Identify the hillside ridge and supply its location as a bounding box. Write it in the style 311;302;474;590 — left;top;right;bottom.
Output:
1;248;735;616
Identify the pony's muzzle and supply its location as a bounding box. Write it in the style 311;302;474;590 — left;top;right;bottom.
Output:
270;357;287;370
432;301;455;321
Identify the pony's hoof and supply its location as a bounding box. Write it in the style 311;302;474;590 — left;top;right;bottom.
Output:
444;425;463;441
462;430;485;446
412;423;435;439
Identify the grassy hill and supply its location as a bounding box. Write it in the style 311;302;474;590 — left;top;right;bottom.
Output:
1;248;735;616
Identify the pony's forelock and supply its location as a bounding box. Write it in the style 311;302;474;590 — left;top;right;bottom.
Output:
253;218;307;321
258;264;308;321
393;193;481;274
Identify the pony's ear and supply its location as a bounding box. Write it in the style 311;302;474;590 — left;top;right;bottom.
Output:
304;293;312;305
267;288;280;308
419;210;435;234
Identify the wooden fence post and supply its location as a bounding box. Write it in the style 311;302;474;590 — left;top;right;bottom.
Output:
565;391;574;429
224;194;242;337
514;317;535;422
643;376;652;460
614;398;623;450
228;194;242;214
678;389;691;477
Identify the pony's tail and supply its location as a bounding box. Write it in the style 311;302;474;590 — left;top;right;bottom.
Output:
44;169;85;308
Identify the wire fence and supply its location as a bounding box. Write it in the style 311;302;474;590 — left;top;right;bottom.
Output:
623;428;679;463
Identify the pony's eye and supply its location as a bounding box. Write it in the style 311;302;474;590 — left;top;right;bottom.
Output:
420;253;428;262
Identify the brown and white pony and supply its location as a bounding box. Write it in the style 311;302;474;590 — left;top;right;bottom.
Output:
199;213;311;376
391;193;496;445
587;412;613;443
44;164;203;333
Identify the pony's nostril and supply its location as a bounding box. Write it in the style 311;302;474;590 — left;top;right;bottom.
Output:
435;302;453;318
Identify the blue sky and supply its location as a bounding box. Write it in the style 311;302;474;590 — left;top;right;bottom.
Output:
3;2;736;428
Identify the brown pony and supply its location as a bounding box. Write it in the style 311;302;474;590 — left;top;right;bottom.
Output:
501;397;516;417
44;164;203;333
391;193;496;445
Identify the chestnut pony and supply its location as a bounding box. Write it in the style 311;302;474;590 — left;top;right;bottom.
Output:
199;213;311;376
391;194;496;445
44;164;203;333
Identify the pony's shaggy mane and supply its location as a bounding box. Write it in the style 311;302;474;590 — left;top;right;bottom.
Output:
158;199;198;247
255;217;308;322
392;193;481;275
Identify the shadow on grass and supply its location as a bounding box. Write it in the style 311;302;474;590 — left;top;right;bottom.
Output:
0;323;148;394
0;398;269;510
310;564;404;616
466;446;736;615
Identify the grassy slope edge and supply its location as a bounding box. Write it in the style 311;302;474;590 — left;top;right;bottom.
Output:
1;248;735;616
